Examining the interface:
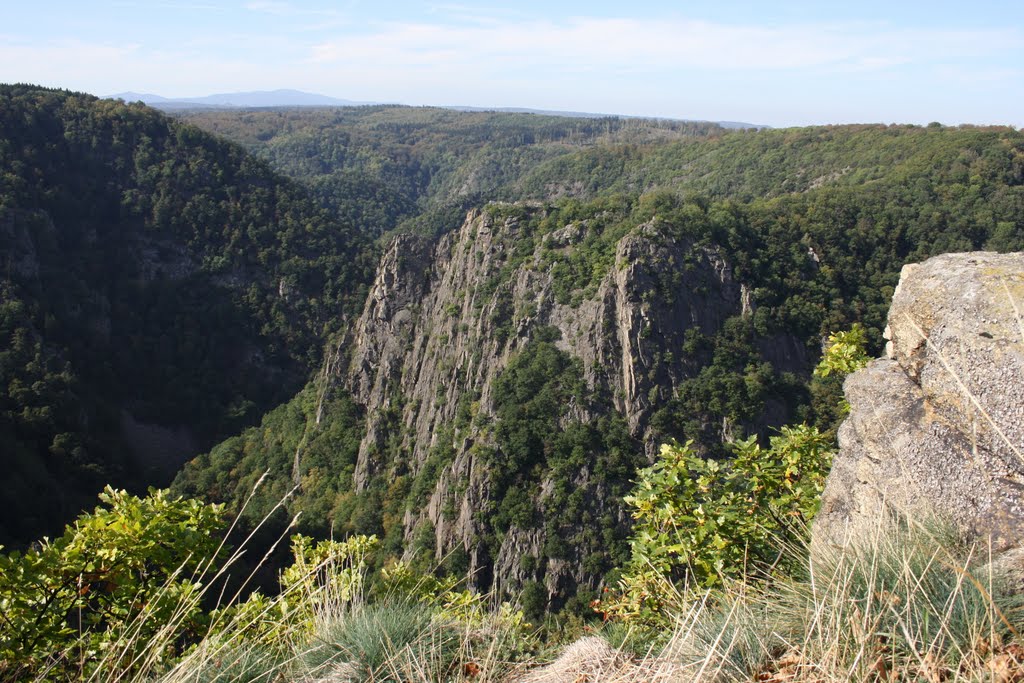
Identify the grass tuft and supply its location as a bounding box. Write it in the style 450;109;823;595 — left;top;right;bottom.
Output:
300;601;456;682
649;519;1024;682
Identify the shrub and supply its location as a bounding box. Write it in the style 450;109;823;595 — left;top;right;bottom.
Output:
813;323;871;378
606;425;832;624
605;326;869;625
0;487;224;681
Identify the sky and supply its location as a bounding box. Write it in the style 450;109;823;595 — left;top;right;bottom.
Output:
1;0;1022;127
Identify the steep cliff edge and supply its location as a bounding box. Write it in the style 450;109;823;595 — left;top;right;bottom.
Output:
816;252;1024;549
336;205;794;605
346;207;741;474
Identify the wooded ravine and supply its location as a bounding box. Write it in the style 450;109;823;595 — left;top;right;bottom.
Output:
3;84;1023;609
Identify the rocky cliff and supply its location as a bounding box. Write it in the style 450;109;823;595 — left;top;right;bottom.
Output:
335;205;796;604
816;252;1024;549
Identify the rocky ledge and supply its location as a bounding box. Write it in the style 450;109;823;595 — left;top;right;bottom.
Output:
815;252;1024;550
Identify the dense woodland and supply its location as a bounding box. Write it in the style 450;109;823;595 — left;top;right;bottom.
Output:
0;85;375;544
3;82;1024;682
178;106;725;238
174;103;1024;604
3;85;1024;592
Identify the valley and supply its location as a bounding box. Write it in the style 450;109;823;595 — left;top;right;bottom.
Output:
3;83;1024;604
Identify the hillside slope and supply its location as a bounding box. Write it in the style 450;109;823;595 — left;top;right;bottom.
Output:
178;106;724;237
176;119;1024;605
182;107;1024;232
0;85;375;544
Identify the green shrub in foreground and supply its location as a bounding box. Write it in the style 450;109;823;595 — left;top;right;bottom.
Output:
605;327;869;625
606;425;833;624
0;487;224;682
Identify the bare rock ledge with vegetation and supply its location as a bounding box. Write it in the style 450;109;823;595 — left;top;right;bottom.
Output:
815;251;1024;550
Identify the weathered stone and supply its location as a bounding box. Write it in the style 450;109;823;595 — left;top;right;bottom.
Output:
513;637;631;683
338;208;805;598
816;252;1024;550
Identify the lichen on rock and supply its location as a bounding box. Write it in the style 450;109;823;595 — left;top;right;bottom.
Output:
815;252;1024;551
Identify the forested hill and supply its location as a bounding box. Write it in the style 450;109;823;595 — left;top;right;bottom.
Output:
0;85;375;545
512;123;1024;201
172;111;1024;608
5;83;1024;603
180;107;1024;231
176;106;725;237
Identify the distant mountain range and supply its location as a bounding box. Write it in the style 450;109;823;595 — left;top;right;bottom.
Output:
108;89;371;109
106;89;763;128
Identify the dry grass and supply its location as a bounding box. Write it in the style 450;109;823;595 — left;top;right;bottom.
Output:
621;521;1023;682
512;520;1024;683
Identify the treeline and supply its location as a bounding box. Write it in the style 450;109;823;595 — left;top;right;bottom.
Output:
179;105;725;237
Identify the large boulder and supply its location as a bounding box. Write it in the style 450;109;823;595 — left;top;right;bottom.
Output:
815;252;1024;550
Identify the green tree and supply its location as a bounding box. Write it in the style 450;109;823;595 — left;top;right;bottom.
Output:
607;426;832;624
606;327;870;624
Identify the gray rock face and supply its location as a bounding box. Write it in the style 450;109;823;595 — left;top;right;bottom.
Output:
816;252;1024;550
338;207;783;598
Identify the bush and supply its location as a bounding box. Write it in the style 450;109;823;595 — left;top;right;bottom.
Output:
606;425;833;624
605;327;869;625
0;487;224;681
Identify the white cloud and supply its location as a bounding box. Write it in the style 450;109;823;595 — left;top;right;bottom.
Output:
245;1;295;14
426;4;529;26
2;13;1020;126
110;1;222;9
308;17;1019;75
244;0;346;21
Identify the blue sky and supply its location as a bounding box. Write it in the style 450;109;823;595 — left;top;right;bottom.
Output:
1;0;1022;127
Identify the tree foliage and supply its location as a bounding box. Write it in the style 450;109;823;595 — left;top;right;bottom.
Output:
0;487;224;681
0;85;374;545
179;105;724;237
606;426;833;623
814;323;872;378
606;327;870;624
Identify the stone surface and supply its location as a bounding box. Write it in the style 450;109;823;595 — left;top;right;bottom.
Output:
336;207;807;600
816;252;1024;550
513;637;632;683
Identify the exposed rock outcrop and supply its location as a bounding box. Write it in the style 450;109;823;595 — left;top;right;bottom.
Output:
816;252;1024;549
338;207;800;600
